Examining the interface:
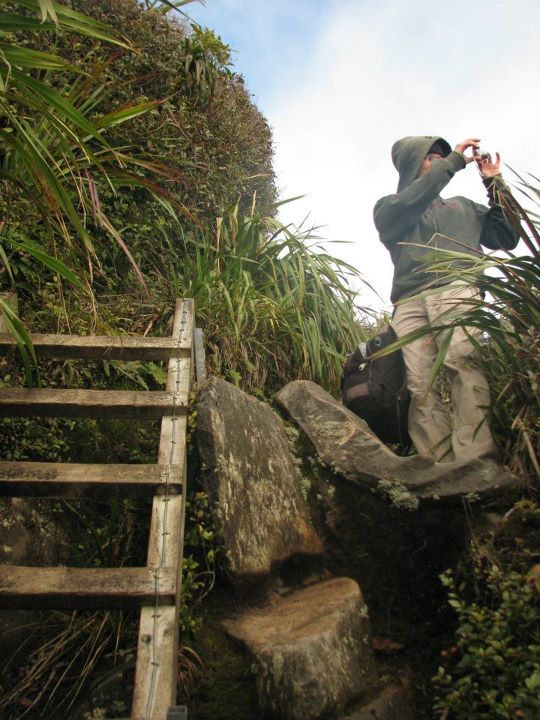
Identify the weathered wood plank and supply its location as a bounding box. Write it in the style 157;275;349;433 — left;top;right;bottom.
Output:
132;299;193;719
0;461;182;497
0;566;176;610
132;500;184;717
0;388;187;418
0;333;191;361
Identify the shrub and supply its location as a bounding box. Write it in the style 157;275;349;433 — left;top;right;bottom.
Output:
163;200;371;393
434;561;540;719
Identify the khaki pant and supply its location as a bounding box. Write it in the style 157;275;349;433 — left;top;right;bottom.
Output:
392;283;496;463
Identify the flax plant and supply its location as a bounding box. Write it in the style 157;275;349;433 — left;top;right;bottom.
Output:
161;199;371;393
0;1;185;374
1;1;128;247
141;0;201;13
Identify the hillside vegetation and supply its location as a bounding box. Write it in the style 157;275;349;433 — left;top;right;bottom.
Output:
1;0;366;391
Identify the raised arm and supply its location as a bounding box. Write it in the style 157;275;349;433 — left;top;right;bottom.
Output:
475;153;520;250
374;138;484;247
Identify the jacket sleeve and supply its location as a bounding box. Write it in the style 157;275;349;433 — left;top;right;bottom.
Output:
373;151;466;248
478;176;520;251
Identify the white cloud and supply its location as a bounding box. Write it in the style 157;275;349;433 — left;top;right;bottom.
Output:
268;0;540;309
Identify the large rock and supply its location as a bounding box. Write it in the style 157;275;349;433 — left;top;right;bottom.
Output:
224;577;377;720
275;380;520;505
195;377;323;578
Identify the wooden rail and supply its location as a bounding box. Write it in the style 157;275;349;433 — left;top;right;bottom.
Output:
0;566;177;609
0;461;182;497
0;299;196;720
0;388;187;418
0;333;191;361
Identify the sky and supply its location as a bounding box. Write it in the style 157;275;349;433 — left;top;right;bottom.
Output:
186;0;540;311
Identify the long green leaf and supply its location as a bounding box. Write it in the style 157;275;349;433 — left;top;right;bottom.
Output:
0;128;94;252
0;42;70;70
0;13;56;31
10;69;108;147
6;238;87;291
145;0;201;16
37;0;57;23
13;0;129;47
0;297;37;385
10;69;109;145
96;100;162;128
0;241;15;286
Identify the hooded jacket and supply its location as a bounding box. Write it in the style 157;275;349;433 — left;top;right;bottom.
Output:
373;135;519;303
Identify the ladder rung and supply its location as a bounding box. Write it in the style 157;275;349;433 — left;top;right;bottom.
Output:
0;461;183;497
0;333;191;361
0;566;177;609
0;388;187;418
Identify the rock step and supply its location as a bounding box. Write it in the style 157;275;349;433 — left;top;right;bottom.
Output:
224;577;378;720
275;379;520;504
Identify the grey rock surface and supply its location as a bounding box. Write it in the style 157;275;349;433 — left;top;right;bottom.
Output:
275;380;520;504
224;577;377;720
195;377;323;577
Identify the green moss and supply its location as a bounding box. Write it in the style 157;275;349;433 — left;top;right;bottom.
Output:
187;621;260;720
375;479;419;511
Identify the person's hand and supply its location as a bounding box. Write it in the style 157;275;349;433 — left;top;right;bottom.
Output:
454;138;481;164
474;150;501;178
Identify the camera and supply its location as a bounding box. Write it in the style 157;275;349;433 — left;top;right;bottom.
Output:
474;147;492;161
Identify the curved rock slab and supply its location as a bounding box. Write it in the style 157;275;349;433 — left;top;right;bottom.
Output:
224;577;377;720
275;380;520;505
195;377;323;578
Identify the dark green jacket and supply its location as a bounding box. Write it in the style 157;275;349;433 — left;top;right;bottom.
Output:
373;135;519;303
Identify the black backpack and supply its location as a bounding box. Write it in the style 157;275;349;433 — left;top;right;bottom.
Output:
341;325;410;447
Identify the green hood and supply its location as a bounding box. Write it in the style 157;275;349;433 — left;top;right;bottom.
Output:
392;135;452;192
374;135;518;302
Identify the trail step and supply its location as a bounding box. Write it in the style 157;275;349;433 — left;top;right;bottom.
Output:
0;461;182;497
0;565;176;609
0;333;191;361
0;388;187;418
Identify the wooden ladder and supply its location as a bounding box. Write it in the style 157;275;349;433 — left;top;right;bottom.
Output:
0;298;196;719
